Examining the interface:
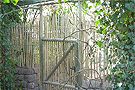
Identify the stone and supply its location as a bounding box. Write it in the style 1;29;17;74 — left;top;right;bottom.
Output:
16;67;35;75
24;74;37;82
15;80;27;88
16;68;25;75
22;88;27;90
28;82;35;89
15;80;21;87
23;87;40;90
22;80;27;88
15;66;40;90
16;75;24;81
27;81;39;89
34;87;39;90
24;68;35;75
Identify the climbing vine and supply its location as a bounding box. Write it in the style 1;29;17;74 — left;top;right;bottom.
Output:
94;0;135;89
0;0;22;89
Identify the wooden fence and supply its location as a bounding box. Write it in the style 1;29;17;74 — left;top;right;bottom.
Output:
10;3;110;90
10;22;40;68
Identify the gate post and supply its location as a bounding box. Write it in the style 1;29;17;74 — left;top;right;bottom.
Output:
39;6;44;90
75;0;83;89
75;42;82;90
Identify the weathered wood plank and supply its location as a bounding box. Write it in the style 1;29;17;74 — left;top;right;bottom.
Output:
39;6;44;89
42;38;77;43
43;81;76;89
45;44;74;81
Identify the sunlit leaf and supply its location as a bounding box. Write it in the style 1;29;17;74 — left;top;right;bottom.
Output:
82;1;88;9
96;40;103;47
83;10;88;14
95;19;100;27
96;0;101;6
58;0;61;3
3;0;10;3
102;29;107;34
89;6;92;9
11;0;19;5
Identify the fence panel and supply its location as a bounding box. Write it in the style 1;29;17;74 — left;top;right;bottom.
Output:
42;39;77;90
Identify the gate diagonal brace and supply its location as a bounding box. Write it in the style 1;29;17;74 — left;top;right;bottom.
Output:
45;44;75;81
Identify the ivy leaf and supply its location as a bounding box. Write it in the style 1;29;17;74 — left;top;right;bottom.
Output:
95;19;100;27
3;0;10;3
58;0;61;3
64;0;67;2
132;45;135;51
117;83;122;87
94;10;102;15
125;2;135;12
102;29;107;35
82;1;88;9
89;6;92;9
132;0;135;3
96;40;103;47
128;84;133;90
0;14;2;22
11;0;19;5
96;0;101;6
83;10;88;14
129;25;135;30
90;0;95;3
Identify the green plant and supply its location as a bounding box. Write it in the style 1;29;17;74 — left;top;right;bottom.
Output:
0;0;22;89
94;0;135;89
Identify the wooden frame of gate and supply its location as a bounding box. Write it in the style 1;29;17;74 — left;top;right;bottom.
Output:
38;1;107;89
39;6;82;90
41;38;81;90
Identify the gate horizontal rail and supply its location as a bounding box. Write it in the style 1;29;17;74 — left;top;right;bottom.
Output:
43;81;76;89
41;38;77;43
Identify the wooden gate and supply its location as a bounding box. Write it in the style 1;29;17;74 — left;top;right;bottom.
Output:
38;3;109;89
40;38;81;90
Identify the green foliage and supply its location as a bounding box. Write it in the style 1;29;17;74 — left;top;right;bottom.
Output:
96;40;103;48
0;0;22;89
58;0;62;3
3;0;10;3
3;0;19;5
94;0;135;89
12;0;19;5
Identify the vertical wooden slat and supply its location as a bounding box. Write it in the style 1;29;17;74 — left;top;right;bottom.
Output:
77;0;83;89
39;6;44;89
22;23;25;66
74;42;81;89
